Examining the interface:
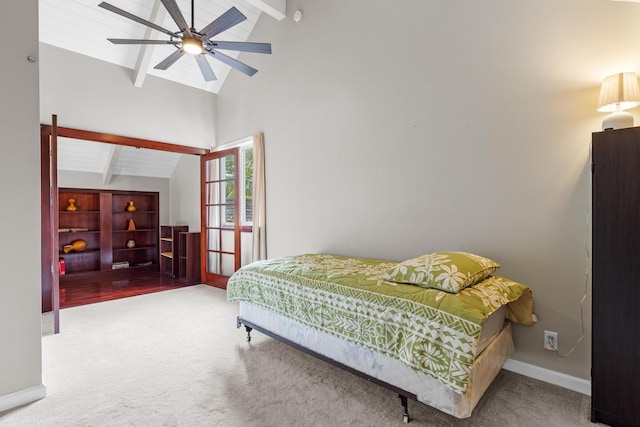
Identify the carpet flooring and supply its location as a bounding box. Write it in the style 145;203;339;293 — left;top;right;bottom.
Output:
1;285;602;426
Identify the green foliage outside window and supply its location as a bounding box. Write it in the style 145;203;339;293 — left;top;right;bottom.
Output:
224;147;253;224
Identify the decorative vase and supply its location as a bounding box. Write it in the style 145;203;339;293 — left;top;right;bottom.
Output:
126;201;137;212
63;239;87;254
126;240;135;248
66;199;78;212
127;219;136;231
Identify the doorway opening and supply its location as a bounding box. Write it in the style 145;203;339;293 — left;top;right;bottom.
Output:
41;121;208;333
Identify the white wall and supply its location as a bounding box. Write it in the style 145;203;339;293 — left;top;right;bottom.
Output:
169;155;201;230
58;171;171;226
0;0;45;409
39;43;216;149
215;0;640;380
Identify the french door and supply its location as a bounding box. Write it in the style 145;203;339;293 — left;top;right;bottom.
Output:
200;148;241;288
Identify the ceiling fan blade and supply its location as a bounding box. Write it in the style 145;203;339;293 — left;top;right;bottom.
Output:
208;41;271;54
99;2;178;38
160;0;193;38
154;49;185;70
195;55;217;81
200;7;247;39
108;38;177;45
206;49;257;77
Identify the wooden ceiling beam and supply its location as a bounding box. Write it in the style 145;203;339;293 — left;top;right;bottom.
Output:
102;145;122;185
246;0;286;20
133;0;165;88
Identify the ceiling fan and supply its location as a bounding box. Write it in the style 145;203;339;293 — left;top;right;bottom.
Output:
98;0;272;81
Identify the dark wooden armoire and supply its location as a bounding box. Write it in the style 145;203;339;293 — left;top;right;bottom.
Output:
591;127;640;427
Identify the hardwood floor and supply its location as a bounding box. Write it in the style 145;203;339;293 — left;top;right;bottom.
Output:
59;270;195;309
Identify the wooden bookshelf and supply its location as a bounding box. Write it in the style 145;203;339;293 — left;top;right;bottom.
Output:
58;188;159;279
178;232;201;284
160;225;188;277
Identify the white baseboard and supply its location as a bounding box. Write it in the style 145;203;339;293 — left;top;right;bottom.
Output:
0;383;47;413
503;359;591;396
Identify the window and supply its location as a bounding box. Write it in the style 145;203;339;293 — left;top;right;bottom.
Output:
223;138;253;228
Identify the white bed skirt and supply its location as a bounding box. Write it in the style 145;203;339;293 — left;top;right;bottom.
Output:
238;302;515;418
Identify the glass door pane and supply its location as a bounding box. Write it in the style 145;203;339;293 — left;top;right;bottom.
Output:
201;148;241;288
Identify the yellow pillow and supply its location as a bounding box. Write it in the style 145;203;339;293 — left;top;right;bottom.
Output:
383;251;500;293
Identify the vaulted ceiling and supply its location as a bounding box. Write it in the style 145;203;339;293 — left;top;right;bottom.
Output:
40;0;282;94
41;0;284;179
58;137;183;181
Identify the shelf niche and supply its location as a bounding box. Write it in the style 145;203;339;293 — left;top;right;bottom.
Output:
58;188;159;279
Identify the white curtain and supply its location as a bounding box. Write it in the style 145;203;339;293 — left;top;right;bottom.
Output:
251;132;267;262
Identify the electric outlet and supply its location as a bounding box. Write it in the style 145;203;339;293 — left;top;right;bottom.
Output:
544;330;558;351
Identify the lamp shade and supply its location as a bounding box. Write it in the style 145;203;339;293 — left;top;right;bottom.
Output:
597;72;640;113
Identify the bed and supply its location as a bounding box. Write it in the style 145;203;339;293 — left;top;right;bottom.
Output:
227;252;534;421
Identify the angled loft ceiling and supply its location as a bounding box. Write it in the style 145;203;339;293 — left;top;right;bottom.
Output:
41;0;285;179
39;0;284;94
57;137;183;182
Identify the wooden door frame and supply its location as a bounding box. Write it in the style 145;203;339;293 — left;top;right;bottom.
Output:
40;118;59;332
200;147;241;289
40;126;210;155
40;123;209;331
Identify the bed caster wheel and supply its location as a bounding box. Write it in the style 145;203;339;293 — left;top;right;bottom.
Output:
399;394;410;423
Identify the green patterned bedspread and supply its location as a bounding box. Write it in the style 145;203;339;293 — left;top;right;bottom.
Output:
227;254;533;394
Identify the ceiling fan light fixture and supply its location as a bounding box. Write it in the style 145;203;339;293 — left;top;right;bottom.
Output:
100;2;271;80
182;37;203;55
